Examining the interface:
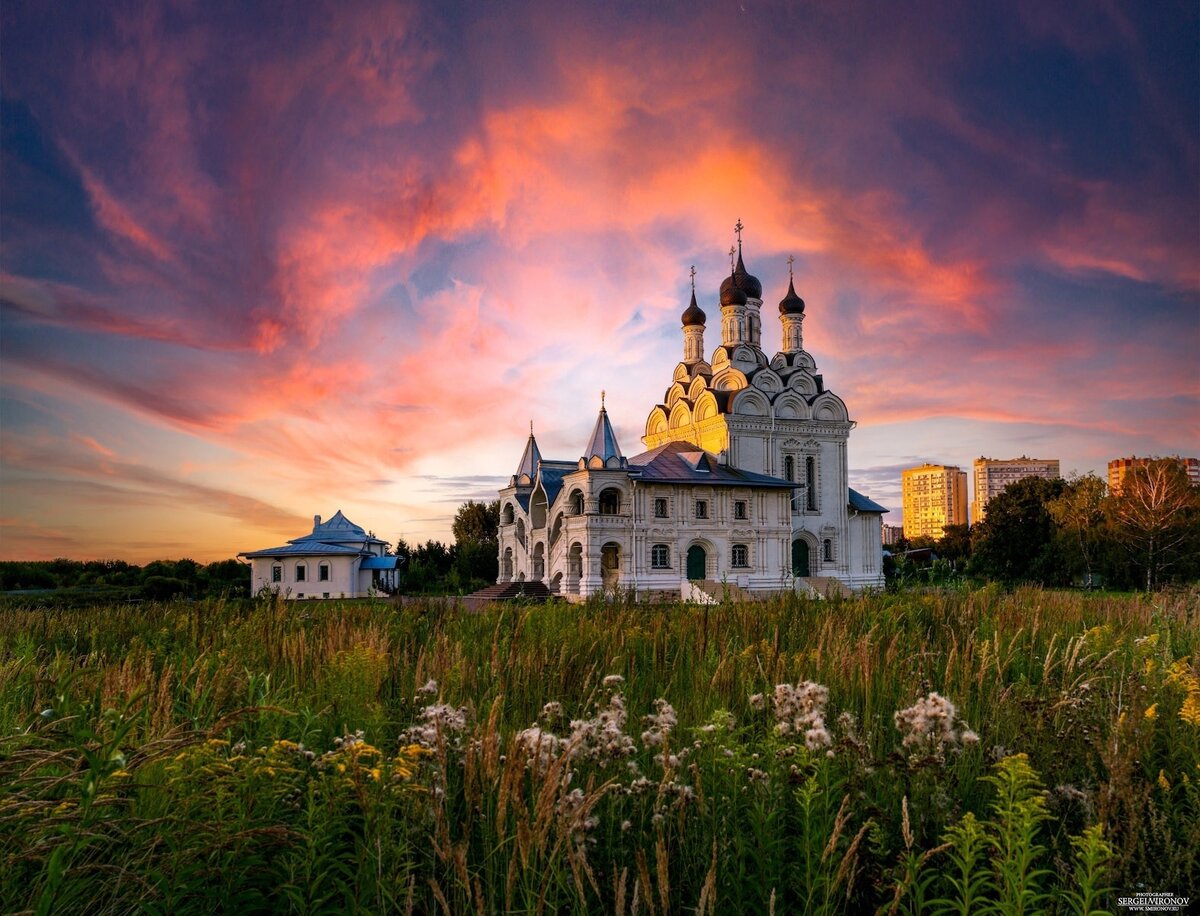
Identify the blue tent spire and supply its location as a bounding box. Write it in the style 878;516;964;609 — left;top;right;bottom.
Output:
584;392;623;463
514;423;541;481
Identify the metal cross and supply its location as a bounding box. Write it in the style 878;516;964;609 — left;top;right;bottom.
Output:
734;218;744;244
787;254;795;280
729;245;737;271
601;390;606;407
689;265;696;290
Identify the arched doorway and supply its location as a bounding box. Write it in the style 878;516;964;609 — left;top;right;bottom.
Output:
601;542;621;591
792;539;810;577
686;544;707;580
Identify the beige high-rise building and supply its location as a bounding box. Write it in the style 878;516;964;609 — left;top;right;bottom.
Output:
902;464;968;540
1108;456;1200;494
972;457;1061;524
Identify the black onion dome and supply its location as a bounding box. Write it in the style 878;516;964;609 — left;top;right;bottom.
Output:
720;279;748;307
681;290;706;326
719;252;763;300
778;278;805;315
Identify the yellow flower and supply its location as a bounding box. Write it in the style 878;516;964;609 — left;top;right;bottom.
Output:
1144;704;1158;720
1180;691;1200;727
1165;659;1196;689
1158;770;1171;791
368;767;382;781
336;763;346;774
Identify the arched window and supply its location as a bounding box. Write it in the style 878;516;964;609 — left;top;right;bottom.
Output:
823;538;833;562
805;456;818;511
550;513;563;545
731;544;749;568
295;563;307;582
502;503;515;525
319;563;330;582
569;489;585;515
533;542;545;579
599;488;621;515
784;455;795;482
651;544;670;569
516;519;526;547
502;547;513;579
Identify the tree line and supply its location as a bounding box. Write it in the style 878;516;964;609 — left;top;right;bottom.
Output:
0;558;249;602
889;459;1200;590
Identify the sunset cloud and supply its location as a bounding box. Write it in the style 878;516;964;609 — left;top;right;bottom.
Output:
1;0;1195;558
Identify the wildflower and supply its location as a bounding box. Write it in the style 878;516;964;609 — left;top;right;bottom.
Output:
894;692;976;756
515;726;563;772
641;698;678;748
541;701;563;721
771;682;832;750
1144;704;1158;720
621;820;632;831
417;679;438;696
602;674;625;689
404;703;470;748
565;691;635;764
1158;770;1171;791
1181;691;1200;726
749;693;765;711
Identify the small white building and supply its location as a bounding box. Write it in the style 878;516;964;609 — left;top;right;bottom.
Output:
496;231;887;600
238;510;399;599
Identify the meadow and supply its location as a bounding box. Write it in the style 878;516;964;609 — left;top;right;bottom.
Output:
1;587;1197;914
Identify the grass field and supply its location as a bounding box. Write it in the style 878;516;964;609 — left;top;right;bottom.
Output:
2;587;1197;913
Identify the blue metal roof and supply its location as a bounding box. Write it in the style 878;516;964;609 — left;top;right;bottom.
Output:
514;433;541;479
360;556;400;570
537;464;570;506
239;540;363;558
584;406;623;462
848;488;888;513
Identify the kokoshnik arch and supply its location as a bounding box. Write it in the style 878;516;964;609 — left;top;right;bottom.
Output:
497;225;887;600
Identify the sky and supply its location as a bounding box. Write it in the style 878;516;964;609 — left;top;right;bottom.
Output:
1;0;1197;562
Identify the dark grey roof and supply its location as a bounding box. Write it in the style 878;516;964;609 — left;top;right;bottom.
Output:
627;441;794;488
848;488;888;513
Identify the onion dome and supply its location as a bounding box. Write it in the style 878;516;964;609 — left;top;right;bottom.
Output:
778;277;805;315
720;275;748;307
681;290;706;326
719;251;763;300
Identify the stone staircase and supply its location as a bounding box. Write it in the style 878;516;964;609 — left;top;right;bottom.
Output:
467;580;552;602
688;580;760;604
796;577;854;599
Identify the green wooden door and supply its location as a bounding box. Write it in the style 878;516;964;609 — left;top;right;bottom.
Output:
792;539;810;577
686;545;707;580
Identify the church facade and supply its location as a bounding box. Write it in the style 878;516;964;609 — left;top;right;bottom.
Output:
497;232;886;600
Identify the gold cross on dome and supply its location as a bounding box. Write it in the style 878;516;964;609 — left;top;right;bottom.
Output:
734;218;744;244
729;245;737;271
787;254;795;280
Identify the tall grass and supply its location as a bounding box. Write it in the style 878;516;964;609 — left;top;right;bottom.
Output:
1;586;1196;912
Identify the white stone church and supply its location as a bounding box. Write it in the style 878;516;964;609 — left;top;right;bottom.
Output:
497;230;886;600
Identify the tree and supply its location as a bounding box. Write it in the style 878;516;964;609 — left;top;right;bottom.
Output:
969;477;1067;585
1046;474;1107;585
935;524;972;565
1106;460;1200;590
452;500;500;546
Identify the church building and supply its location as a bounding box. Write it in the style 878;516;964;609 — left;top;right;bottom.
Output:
239;510;400;598
497;227;886;600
